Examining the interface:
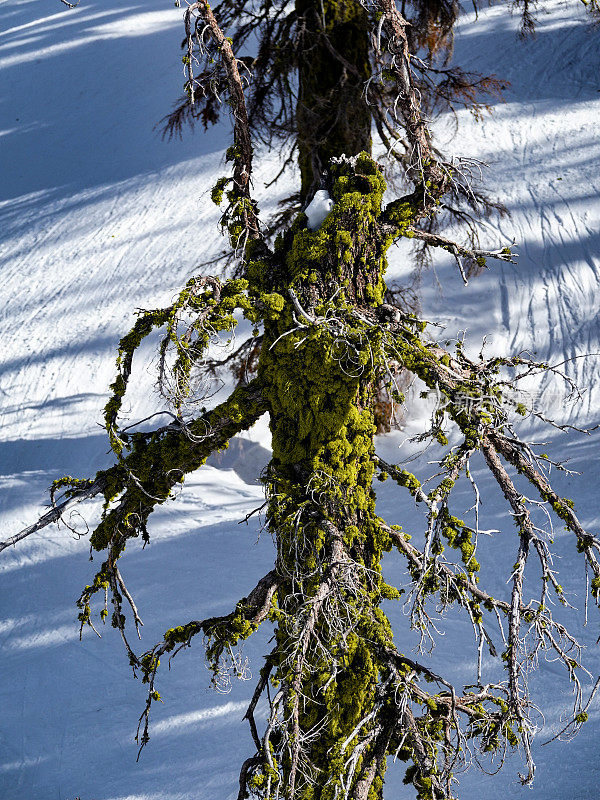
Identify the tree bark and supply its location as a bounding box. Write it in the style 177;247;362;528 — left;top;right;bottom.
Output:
296;0;372;199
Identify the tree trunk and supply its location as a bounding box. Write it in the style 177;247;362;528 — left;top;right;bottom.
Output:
296;0;372;199
255;155;397;799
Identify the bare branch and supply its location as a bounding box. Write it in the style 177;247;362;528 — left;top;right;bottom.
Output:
0;477;105;553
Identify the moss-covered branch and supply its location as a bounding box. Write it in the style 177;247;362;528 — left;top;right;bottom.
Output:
8;379;267;556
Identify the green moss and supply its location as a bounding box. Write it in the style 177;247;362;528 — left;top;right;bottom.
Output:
50;475;95;502
387;466;421;495
385;197;418;235
211;176;230;206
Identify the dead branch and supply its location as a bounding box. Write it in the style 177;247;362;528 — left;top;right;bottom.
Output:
0;477;106;554
186;0;260;241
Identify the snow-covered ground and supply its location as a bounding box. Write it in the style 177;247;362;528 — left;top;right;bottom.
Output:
1;0;600;797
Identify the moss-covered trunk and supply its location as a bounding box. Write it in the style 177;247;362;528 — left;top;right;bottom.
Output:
251;156;399;800
263;1;391;781
296;0;372;199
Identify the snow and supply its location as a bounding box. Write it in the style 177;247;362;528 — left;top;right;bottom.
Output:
1;0;600;797
305;189;334;231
